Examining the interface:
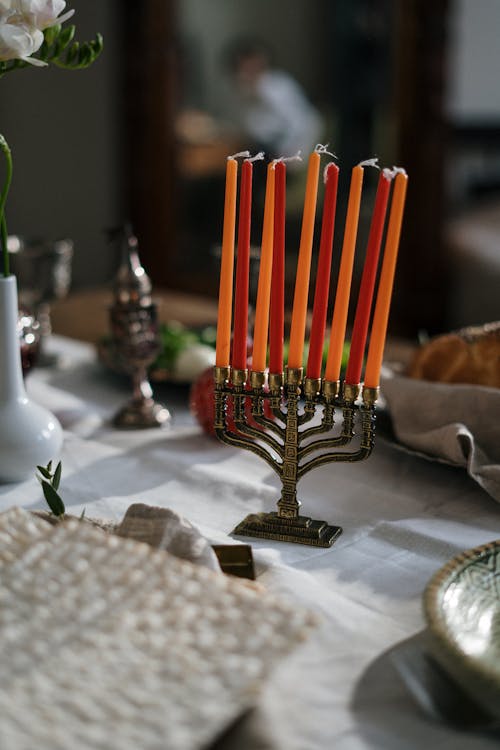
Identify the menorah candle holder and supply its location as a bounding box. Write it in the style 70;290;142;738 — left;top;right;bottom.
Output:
214;365;379;547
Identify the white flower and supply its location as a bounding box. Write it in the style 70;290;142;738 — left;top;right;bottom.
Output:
0;20;44;64
0;0;73;64
15;1;74;30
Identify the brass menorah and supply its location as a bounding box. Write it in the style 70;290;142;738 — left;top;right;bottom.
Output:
214;365;379;547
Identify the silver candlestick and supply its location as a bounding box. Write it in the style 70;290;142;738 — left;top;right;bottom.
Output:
109;226;170;428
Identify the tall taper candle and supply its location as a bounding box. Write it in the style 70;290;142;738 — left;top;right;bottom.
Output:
215;156;238;367
251;162;276;372
288;150;321;369
324;163;364;382
364;170;408;388
345;169;392;385
232;159;253;371
306;161;339;379
269;160;286;374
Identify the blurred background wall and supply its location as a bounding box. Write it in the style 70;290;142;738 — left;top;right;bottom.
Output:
0;0;499;338
0;0;123;288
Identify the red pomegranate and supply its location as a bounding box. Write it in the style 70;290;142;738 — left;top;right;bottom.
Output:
189;366;275;438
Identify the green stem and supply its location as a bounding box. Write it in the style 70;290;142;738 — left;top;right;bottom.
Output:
0;135;13;278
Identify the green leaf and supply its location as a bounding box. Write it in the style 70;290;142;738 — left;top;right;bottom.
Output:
60;25;76;47
65;41;80;66
94;33;104;54
53;24;75;56
39;40;49;59
52;461;62;491
41;481;65;517
36;465;52;480
43;24;60;47
78;45;92;67
47;460;53;473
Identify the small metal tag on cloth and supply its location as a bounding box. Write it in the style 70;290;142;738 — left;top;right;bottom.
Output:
211;544;256;580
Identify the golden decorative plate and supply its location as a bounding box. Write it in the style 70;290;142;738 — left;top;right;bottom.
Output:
424;539;500;720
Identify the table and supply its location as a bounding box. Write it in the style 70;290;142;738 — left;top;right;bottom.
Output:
50;287;219;343
1;335;499;750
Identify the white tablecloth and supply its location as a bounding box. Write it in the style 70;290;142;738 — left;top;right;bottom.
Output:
1;336;499;750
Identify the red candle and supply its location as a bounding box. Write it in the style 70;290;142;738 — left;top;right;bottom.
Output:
345;169;392;385
306;162;339;379
269;161;286;374
324;164;364;382
231;159;253;371
251;162;275;373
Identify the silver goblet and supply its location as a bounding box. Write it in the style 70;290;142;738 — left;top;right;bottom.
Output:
8;235;73;338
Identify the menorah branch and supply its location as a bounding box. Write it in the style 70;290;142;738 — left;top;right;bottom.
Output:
214;367;282;477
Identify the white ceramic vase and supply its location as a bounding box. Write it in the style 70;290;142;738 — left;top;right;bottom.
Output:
0;275;63;483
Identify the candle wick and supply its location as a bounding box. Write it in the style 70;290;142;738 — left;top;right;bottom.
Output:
323;161;338;184
382;166;407;180
276;150;303;163
382;167;397;180
246;151;265;163
314;143;337;158
358;157;380;169
228;150;251;160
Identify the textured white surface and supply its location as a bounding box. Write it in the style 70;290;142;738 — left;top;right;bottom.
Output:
0;509;315;750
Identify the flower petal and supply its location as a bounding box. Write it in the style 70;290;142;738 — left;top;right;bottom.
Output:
0;21;43;61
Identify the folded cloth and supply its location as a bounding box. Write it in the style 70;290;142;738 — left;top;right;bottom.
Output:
116;503;221;572
381;369;500;502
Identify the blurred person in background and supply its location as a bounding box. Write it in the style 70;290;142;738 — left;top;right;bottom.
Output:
222;37;323;159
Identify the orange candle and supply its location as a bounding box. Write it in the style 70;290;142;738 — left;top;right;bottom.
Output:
288;150;321;369
215;157;238;367
251;162;276;372
324;164;364;381
364;170;408;388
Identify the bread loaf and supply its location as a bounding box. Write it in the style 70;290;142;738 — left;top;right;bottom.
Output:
405;321;500;388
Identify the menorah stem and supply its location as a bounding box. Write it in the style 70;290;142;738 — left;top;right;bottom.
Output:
277;380;301;519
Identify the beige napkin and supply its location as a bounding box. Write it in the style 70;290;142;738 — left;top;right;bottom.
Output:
381;369;500;502
116;502;221;572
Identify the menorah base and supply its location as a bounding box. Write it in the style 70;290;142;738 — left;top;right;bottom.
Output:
232;512;342;548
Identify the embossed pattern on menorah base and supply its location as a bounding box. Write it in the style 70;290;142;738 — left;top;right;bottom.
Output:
214;366;379;548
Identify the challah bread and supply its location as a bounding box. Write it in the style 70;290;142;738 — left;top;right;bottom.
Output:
405;321;500;388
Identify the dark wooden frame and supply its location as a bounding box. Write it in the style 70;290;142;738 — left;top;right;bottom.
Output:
390;0;450;336
123;0;178;288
